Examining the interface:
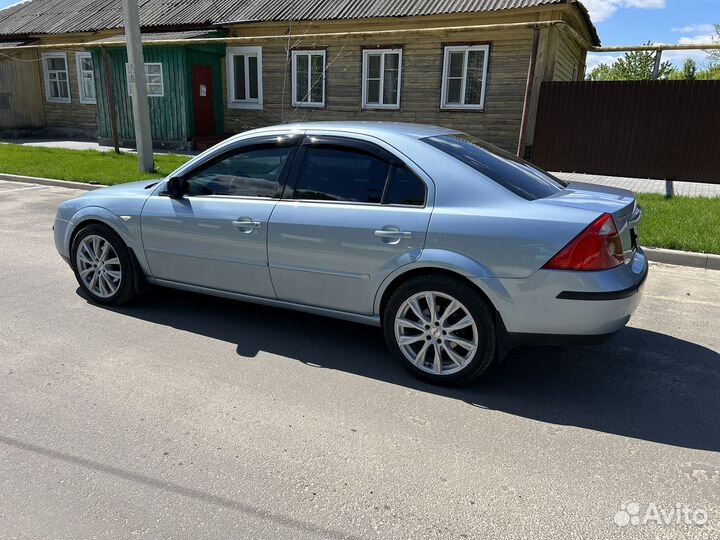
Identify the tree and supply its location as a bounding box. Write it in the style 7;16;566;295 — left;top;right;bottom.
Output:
587;42;675;81
706;23;720;67
586;63;614;81
682;58;697;80
697;64;720;80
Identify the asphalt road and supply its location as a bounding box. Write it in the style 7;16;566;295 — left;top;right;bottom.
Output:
1;179;719;540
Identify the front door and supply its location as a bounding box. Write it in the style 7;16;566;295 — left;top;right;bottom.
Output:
141;137;298;297
191;65;215;137
268;136;432;315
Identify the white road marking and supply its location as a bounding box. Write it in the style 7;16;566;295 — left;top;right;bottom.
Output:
645;294;719;307
0;185;47;194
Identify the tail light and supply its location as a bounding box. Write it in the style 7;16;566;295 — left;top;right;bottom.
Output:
543;213;624;271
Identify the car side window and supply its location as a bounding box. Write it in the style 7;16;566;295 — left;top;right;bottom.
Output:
384;166;426;206
186;144;293;198
292;145;391;203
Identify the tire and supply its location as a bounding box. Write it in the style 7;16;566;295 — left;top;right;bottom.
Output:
71;223;138;306
383;274;496;386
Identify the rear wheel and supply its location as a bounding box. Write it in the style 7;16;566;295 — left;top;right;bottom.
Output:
71;223;137;306
383;275;496;385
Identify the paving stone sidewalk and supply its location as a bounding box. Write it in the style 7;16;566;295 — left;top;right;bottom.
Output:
554;172;720;198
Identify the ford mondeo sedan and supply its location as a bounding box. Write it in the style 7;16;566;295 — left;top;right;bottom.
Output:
54;122;647;385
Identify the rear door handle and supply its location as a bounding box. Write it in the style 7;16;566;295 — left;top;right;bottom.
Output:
375;227;412;244
232;217;262;233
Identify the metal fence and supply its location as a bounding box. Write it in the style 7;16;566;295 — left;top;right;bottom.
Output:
532;80;720;184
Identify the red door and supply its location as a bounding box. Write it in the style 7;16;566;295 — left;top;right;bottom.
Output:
191;65;215;137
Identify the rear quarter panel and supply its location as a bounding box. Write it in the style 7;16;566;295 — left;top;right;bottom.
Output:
426;200;601;279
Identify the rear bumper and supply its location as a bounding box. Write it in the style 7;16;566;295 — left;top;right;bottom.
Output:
508;330;621;348
477;248;649;338
556;259;648;301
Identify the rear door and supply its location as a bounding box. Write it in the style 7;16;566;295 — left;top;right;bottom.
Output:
141;136;298;297
267;135;432;315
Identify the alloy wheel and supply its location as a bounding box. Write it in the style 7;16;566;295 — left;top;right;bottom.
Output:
394;291;479;375
75;234;122;299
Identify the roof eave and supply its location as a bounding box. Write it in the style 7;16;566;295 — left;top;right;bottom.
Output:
570;0;600;47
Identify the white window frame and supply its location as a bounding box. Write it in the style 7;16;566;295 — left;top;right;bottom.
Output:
361;49;402;110
226;46;263;110
126;62;164;98
291;50;326;108
76;52;96;104
440;45;490;110
41;52;71;104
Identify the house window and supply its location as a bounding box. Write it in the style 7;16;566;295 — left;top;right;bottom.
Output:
441;45;490;110
42;52;71;103
362;49;402;109
226;46;263;110
292;50;326;107
76;52;96;104
126;63;164;97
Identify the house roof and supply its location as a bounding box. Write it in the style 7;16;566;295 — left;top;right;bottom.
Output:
0;0;599;45
0;0;223;37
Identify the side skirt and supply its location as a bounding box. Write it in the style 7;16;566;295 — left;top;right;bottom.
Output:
146;277;382;327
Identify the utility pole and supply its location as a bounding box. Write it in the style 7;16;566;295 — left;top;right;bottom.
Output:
121;0;153;172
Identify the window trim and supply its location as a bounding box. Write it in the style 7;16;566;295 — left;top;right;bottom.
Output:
291;49;326;108
226;46;263;110
440;44;490;110
75;52;96;105
361;49;403;110
179;137;298;200
41;52;71;104
283;135;427;207
125;62;164;98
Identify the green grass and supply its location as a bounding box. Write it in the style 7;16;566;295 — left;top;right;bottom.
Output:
1;144;718;254
0;144;191;185
637;194;720;255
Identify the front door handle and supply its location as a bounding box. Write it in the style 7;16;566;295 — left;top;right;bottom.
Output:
232;217;262;233
375;227;412;244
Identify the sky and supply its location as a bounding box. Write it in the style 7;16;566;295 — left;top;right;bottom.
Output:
0;0;718;70
581;0;719;70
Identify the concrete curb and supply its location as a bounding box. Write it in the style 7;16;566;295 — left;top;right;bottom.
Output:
645;247;720;271
0;173;104;191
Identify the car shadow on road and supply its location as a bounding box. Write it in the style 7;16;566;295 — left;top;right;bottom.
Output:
86;287;720;452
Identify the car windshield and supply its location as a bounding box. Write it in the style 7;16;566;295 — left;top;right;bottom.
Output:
422;133;568;200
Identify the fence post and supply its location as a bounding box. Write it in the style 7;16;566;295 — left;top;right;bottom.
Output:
652;50;663;80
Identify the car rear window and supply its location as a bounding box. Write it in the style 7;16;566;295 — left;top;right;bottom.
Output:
423;134;567;200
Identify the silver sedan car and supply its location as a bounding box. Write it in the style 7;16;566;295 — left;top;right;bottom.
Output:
54;122;647;385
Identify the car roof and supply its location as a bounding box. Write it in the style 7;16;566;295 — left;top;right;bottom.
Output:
234;121;461;141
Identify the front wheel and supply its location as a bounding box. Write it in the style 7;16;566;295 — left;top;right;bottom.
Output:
383;275;496;385
71;223;137;306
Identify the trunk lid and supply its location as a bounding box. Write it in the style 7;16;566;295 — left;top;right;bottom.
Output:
537;181;642;263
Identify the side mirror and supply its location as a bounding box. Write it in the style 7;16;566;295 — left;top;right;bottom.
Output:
166;176;188;198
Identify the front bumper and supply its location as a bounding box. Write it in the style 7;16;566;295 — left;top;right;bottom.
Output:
478;248;649;339
54;217;71;260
